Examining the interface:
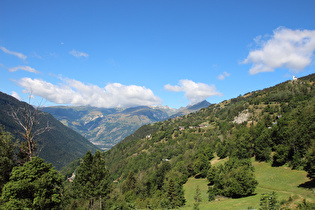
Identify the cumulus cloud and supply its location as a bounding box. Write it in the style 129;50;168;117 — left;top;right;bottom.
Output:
218;71;231;80
0;46;27;60
164;79;222;104
11;91;21;100
69;50;89;58
17;77;162;108
243;27;315;74
9;66;39;74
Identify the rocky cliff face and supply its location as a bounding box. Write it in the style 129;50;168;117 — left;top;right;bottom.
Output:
233;109;252;124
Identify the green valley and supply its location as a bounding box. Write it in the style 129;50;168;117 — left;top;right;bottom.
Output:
1;74;314;209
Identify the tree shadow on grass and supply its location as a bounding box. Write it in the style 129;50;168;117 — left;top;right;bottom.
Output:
232;193;258;199
298;179;315;190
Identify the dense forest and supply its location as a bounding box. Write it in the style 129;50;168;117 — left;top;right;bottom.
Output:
0;74;314;209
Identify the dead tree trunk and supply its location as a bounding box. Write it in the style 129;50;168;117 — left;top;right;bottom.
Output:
10;96;51;163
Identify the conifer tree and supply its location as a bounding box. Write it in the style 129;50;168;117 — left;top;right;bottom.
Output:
164;177;185;209
72;150;111;209
259;192;279;210
122;171;137;194
193;185;202;209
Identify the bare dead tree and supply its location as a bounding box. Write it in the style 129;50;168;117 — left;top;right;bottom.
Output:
10;95;52;163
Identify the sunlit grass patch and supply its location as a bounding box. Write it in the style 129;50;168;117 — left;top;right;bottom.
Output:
181;161;314;210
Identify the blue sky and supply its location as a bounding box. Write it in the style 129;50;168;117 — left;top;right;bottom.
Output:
1;0;315;108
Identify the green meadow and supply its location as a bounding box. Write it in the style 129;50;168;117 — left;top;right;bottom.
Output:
181;161;314;210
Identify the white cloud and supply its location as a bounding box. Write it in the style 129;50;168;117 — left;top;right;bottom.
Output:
8;66;39;74
0;46;27;60
164;79;222;104
17;77;162;108
11;91;21;100
69;50;89;58
243;27;315;74
218;71;231;80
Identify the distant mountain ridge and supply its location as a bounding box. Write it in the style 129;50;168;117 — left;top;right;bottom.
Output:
170;100;211;118
0;91;98;170
42;100;210;149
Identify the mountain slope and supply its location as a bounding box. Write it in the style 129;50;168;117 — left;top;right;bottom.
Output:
0;92;98;170
41;106;170;150
56;74;315;209
42;101;209;150
99;74;314;208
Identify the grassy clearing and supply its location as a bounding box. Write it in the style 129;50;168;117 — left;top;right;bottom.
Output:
181;178;209;210
181;161;314;210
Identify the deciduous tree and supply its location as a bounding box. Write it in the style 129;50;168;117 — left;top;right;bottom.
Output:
211;158;258;198
1;157;63;209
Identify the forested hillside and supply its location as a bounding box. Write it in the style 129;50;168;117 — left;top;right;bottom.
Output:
99;74;314;209
0;92;98;170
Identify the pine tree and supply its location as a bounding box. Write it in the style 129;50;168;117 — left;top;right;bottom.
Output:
72;150;111;209
259;192;279;210
194;185;202;203
164;177;185;209
193;185;202;210
122;171;137;194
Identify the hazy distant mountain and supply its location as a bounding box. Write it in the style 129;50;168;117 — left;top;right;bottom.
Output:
169;100;211;118
42;101;209;150
0;91;98;170
187;100;211;111
41;106;169;150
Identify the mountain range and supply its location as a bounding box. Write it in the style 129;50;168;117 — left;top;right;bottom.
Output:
41;100;210;150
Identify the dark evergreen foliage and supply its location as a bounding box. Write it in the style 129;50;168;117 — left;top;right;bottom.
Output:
0;126;15;192
259;192;279;210
71;150;111;208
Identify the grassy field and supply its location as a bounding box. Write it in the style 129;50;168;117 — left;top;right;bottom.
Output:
181;161;314;210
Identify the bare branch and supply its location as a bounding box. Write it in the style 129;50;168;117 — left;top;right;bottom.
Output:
9;93;53;163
